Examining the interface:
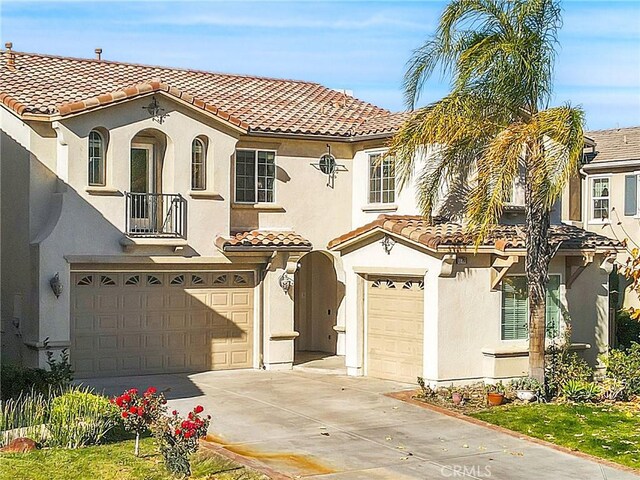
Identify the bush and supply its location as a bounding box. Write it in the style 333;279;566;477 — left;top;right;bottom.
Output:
0;391;50;447
560;380;601;402
601;343;640;397
615;310;640;348
47;387;119;448
509;377;543;394
0;364;52;401
1;343;74;401
545;348;593;397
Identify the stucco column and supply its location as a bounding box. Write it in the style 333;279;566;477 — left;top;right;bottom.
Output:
261;252;298;370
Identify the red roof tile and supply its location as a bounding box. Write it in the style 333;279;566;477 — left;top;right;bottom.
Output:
328;215;621;252
0;50;389;137
216;230;313;252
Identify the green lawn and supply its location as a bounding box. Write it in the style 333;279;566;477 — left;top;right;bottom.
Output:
0;437;267;480
471;403;640;469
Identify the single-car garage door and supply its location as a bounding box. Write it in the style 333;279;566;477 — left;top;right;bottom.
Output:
71;271;254;378
366;277;424;383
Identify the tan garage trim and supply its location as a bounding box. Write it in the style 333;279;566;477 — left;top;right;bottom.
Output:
71;270;254;378
366;277;424;383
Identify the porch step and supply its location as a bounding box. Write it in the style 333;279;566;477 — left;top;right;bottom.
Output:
292;354;347;375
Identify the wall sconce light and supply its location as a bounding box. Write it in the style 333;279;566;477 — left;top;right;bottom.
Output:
380;234;396;255
278;272;294;294
142;96;169;124
50;273;63;298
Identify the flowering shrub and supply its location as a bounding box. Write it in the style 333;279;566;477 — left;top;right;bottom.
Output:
112;387;166;455
151;405;211;478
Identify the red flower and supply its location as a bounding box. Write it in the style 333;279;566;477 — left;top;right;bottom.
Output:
122;394;131;403
137;407;144;416
121;411;129;418
129;406;137;414
194;405;204;414
172;410;178;416
144;386;157;396
184;431;192;439
175;429;181;436
129;388;138;396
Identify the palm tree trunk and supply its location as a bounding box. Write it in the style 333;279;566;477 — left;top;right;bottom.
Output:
525;153;552;383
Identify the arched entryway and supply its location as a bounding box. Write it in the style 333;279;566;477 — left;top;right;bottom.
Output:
294;251;343;363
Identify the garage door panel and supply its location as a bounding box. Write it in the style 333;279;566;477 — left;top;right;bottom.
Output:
144;314;164;329
97;335;118;350
72;271;254;377
123;314;142;329
367;277;424;384
166;313;187;329
97;315;118;330
121;334;141;349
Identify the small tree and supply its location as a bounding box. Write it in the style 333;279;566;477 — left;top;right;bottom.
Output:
112;387;166;456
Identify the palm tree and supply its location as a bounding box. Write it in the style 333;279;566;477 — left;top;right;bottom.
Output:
388;0;584;382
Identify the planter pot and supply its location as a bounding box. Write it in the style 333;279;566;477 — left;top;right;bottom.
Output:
487;392;504;406
451;392;463;405
516;390;536;402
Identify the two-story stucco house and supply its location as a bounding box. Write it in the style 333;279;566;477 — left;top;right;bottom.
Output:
0;47;620;385
562;126;640;313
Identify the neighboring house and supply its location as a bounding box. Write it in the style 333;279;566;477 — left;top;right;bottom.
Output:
0;47;619;385
562;126;640;310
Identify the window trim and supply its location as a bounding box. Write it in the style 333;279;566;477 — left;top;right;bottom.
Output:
191;137;207;191
500;273;563;342
367;152;395;205
88;130;106;187
589;174;611;224
234;148;277;204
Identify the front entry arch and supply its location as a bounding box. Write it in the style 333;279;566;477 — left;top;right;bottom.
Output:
294;251;340;356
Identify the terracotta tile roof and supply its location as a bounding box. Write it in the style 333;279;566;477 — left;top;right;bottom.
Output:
216;230;313;252
353;111;412;136
0;50;389;137
328;215;621;252
585;126;640;164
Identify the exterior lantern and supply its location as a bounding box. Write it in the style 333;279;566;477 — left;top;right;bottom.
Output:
50;273;63;298
278;272;294;294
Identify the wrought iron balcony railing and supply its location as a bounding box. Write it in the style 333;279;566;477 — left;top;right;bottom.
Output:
125;192;186;238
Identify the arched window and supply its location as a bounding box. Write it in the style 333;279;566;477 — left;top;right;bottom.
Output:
88;130;106;186
191;137;206;190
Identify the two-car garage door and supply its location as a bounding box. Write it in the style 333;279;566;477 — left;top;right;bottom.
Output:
366;277;424;383
71;271;254;378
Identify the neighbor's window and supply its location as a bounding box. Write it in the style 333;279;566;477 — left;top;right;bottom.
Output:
369;153;395;204
235;150;275;203
88;130;106;186
191;138;206;190
591;177;610;221
501;275;561;341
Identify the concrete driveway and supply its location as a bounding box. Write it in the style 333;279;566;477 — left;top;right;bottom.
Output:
86;369;639;479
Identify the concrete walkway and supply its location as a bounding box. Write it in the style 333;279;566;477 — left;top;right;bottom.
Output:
85;370;639;479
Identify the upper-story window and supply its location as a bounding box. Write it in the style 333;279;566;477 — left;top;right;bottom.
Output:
624;174;640;217
235;149;276;203
369;153;395;204
88;130;106;186
191;137;206;190
591;176;610;222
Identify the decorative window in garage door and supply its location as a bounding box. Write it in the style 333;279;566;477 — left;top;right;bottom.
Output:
191;274;205;285
170;274;185;286
402;280;424;291
371;279;396;289
147;275;162;286
76;275;93;286
100;275;117;286
125;275;140;286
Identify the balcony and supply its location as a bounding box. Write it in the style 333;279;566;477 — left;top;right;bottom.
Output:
125;192;186;238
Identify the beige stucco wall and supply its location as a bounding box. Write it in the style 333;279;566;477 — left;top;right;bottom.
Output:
232;137;353;250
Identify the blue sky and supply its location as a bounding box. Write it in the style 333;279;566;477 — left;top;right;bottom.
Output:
1;0;639;130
